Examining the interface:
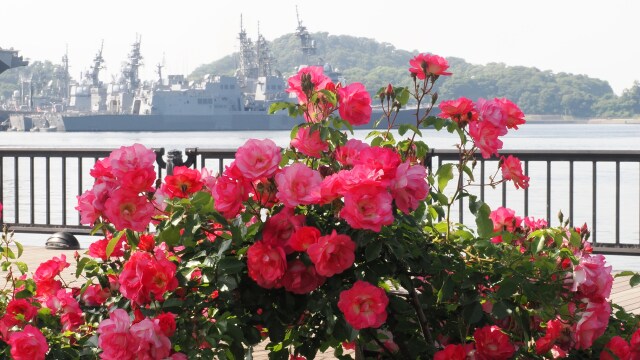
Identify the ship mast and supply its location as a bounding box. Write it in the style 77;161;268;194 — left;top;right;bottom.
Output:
123;35;143;90
238;14;258;87
295;6;316;65
255;22;276;77
88;40;105;87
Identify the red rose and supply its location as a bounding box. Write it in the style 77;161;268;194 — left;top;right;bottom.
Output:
473;325;515;360
337;281;388;330
162;166;204;198
281;259;325;294
4;299;38;326
154;312;177;337
247;241;287;289
601;336;630;360
337;82;372;126
434;343;473;360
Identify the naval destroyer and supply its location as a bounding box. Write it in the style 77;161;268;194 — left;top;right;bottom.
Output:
4;14;414;132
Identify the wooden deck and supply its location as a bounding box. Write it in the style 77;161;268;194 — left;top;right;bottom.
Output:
2;246;640;359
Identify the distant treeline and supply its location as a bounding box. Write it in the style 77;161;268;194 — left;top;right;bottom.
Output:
3;32;639;118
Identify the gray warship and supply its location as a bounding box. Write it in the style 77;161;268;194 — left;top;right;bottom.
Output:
5;14;414;132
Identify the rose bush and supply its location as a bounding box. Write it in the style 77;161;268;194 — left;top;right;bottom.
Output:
2;54;640;359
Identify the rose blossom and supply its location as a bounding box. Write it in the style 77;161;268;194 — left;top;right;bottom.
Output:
600;336;630;360
501;155;530;189
88;234;125;261
247;241;287;289
498;98;526;130
337;82;372;126
291;126;329;158
162;166;205;198
281;259;325;294
76;188;101;225
288;226;321;252
438;97;478;125
118;251;178;305
118;166;156;193
261;207;305;251
154;312;177;337
234;139;282;180
34;254;69;283
340;183;394;232
275;163;322;207
130;317;172;359
7;325;49;360
352;146;401;182
535;319;564;355
434;344;473;360
572;254;613;301
473;325;515;360
307;230;356;277
468;120;504;159
391;162;429;214
212;166;249;219
335;139;369;166
103;188;155;232
82;284;111;306
108;143;156;179
573;300;611;349
4;298;38;326
98;309;137;360
286;66;332;103
409;53;452;79
337;281;389;329
477;98;508;135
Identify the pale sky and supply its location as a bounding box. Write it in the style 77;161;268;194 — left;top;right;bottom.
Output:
2;0;638;95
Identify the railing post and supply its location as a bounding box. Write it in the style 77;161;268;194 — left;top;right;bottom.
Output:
166;149;184;176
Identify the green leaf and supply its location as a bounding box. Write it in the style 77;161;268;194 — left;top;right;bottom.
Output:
436;163;454;192
2;246;15;259
365;240;383;262
463;302;483;325
475;203;494;238
217;257;245;274
15;241;23;258
395;87;410;106
462;165;475;182
631;273;640;287
15;261;28;274
615;271;636;278
268;102;292;115
105;231;124;258
76;257;91;277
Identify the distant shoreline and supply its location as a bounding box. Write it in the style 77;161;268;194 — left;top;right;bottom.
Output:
525;115;640;124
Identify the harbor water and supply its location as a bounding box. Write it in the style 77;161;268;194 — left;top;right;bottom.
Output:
1;123;640;270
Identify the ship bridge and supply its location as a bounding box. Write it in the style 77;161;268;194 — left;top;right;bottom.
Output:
0;48;28;75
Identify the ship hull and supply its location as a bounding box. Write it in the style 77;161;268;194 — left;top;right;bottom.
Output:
55;110;418;132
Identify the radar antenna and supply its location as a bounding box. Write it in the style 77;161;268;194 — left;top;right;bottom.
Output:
295;6;316;64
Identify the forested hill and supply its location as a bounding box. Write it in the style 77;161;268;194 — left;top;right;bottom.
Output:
191;32;640;118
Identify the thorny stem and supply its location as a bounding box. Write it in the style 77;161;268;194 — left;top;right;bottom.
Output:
409;286;434;350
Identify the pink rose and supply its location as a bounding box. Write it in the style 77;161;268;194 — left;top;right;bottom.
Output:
573;300;611;350
340;183;394;232
307;230;355;277
7;325;49;360
291;127;329;158
130;318;172;360
286;66;332;103
119;251;178;305
98;309;137;360
473;325;515;360
234;139;282;180
82;284;111;306
275;163;322;207
601;336;630;360
212;166;249;219
90;156;115;184
247;241;287;289
162;166;204;198
469;120;504;159
282;259;325;294
572;254;613;301
337;82;372;126
337;281;388;329
409;53;452;79
352;146;401;183
118;166;156;193
535;319;564;355
108;143;156;179
76;189;101;225
438;97;478;125
319;172;347;204
391;162;429;214
501;155;530;189
103;188;155;232
477;98;508;135
335;139;369;166
490;207;519;233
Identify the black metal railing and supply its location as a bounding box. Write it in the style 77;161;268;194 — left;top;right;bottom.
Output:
1;147;638;254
